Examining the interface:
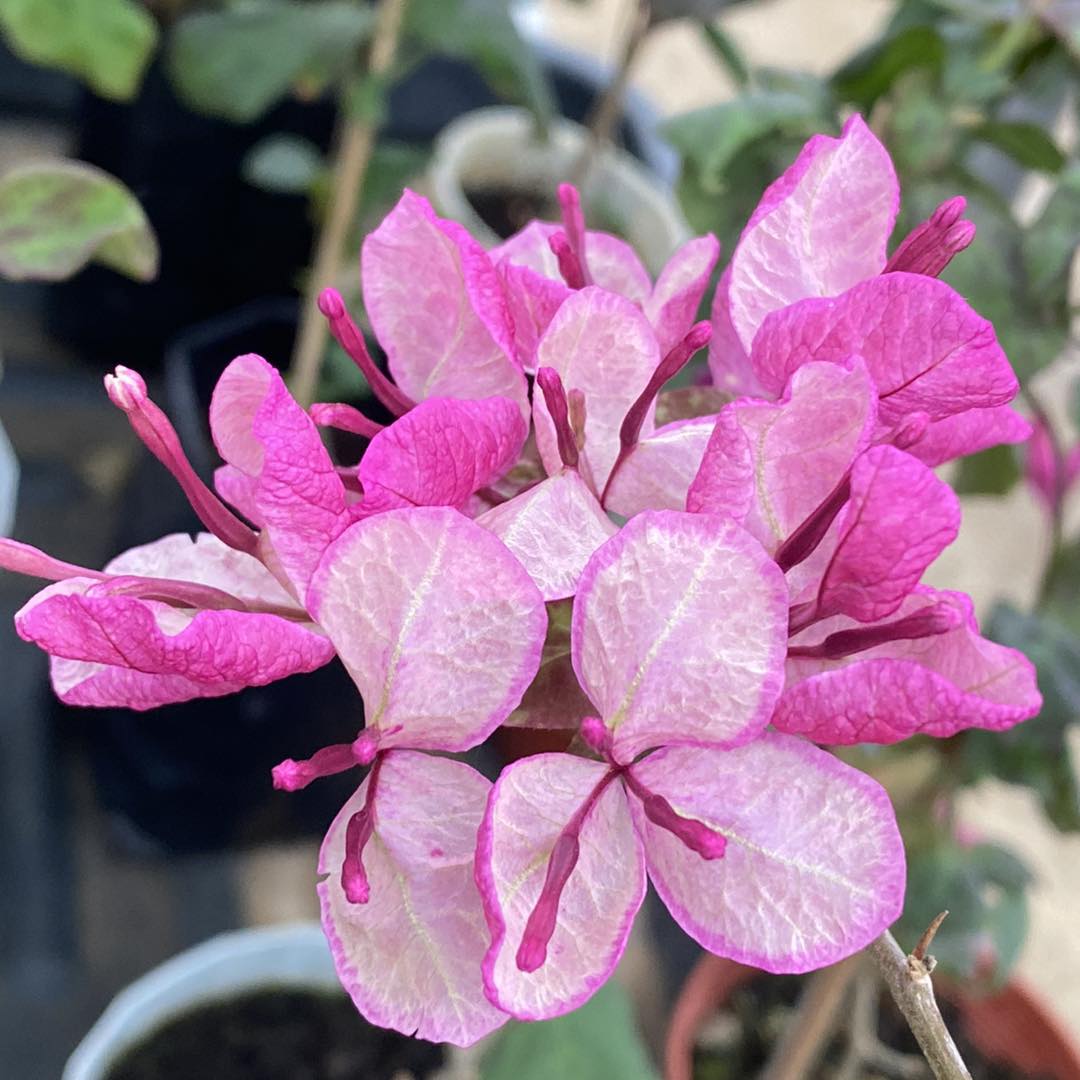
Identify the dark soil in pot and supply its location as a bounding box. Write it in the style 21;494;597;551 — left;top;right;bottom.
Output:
691;973;1050;1080
104;986;444;1080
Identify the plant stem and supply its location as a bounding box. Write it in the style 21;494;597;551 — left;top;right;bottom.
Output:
571;0;652;191
758;955;860;1080
289;0;408;408
868;930;973;1080
838;962;929;1080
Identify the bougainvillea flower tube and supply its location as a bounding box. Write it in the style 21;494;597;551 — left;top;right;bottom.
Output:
478;512;905;1020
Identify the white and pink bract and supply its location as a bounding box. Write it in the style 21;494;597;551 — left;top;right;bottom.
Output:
2;116;1042;1046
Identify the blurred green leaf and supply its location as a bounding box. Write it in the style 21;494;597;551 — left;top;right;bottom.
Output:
167;1;373;124
663;82;829;186
481;980;658;1080
0;160;158;282
243;134;324;195
970;120;1066;173
897;837;1031;986
1022;164;1080;306
0;0;157;101
698;21;750;89
833;26;946;110
888;72;957;175
958;602;1080;831
952;443;1020;496
406;0;554;130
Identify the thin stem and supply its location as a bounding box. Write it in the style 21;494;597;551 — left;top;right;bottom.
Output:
838;962;929;1080
570;0;652;191
868;929;973;1080
289;0;409;408
758;956;860;1080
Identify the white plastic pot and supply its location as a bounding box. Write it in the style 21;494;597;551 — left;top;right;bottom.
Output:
0;416;16;538
428;106;690;272
63;923;339;1080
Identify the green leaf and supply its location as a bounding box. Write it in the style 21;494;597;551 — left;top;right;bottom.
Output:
1021;164;1080;307
406;0;554;130
0;0;157;101
167;1;373;124
698;21;750;89
663;84;829;186
833;26;946;110
243;135;324;195
951;443;1020;496
0;161;158;282
481;981;658;1080
897;838;1031;986
958;602;1080;831
970;121;1067;173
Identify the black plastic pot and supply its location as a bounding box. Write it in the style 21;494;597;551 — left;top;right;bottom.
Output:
45;44;671;369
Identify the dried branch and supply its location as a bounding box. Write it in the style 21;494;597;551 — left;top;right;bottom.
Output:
289;0;408;407
869;925;973;1080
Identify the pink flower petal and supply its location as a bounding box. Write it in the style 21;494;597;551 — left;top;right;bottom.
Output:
362;190;526;412
777;588;1042;742
359;396;527;510
497;262;571;374
476;754;645;1020
308;507;546;752
750;273;1017;425
476;468;616;601
815;446;960;624
214;465;263;526
708;266;767;397
645;234;720;356
605;416;718;516
210;353;351;597
906;405;1033;468
688;359;876;555
503;600;593;730
629;735;905;972
319;751;507;1046
49;656;244;709
533;287;661;491
727;115;899;351
572;511;788;758
17;577;333;709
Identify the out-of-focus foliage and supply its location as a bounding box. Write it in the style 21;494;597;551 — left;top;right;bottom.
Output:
0;0;158;101
0;161;158;282
481;980;658;1080
167;1;374;124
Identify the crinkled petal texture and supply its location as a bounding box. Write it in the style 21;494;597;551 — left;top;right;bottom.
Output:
476;469;616;601
645;234;720;356
629;735;905;972
308;507;546;752
319;751;507;1046
491;221;652;304
497;262;571;374
477;754;645;1020
727;114;898;351
358;396;527;510
708;267;767;397
904;405;1032;468
214;464;264;526
211;353;350;597
572;511;788;759
532;287;660;491
688;359;876;554
605;416;718;517
750;274;1017;426
776;588;1042;743
363;190;526;412
18;579;333;710
814;446;959;623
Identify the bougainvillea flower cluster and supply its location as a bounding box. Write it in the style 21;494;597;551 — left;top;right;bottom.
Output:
1;114;1042;1046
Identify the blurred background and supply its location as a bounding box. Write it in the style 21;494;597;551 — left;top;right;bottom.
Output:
1;1;1079;1077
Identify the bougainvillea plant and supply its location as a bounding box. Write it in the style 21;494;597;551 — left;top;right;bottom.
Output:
0;115;1042;1049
